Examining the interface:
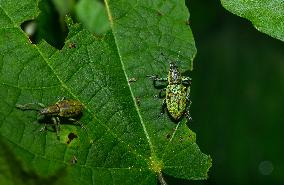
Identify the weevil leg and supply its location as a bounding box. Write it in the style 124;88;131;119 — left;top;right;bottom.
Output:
146;75;158;79
186;91;191;102
154;77;168;82
182;76;192;86
184;106;192;122
185;85;191;103
56;117;61;137
39;123;46;132
153;77;168;88
68;118;87;131
59;97;67;101
56;117;60;130
29;117;47;135
147;75;168;88
184;94;193;122
16;103;45;111
158;88;166;98
160;98;167;116
52;117;60;140
39;123;47;133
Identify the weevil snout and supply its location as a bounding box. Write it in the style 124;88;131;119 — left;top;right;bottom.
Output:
169;62;181;84
38;104;60;116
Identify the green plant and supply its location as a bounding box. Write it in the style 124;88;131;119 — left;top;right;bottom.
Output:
0;0;211;184
3;0;282;184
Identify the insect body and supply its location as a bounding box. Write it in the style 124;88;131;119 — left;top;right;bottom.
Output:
148;63;192;121
39;99;83;117
16;98;84;139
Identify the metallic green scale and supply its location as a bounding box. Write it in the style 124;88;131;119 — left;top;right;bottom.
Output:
149;63;192;121
166;84;187;120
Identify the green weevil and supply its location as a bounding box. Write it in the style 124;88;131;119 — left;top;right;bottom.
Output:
16;98;85;139
148;62;192;122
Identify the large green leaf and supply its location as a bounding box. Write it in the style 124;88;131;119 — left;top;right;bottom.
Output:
221;0;284;41
0;0;211;184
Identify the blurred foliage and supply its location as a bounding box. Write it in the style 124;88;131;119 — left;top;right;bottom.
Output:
36;0;67;48
185;0;284;185
52;0;76;20
75;0;110;34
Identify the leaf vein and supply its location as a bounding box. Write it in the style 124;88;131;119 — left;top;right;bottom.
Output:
105;0;154;156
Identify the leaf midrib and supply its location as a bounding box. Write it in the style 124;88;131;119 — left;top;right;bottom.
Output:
104;0;155;156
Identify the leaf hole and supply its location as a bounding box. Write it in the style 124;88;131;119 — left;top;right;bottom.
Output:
21;20;37;44
21;0;68;49
166;133;171;139
66;132;78;144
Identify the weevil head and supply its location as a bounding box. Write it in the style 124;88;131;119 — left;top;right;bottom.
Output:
168;62;181;84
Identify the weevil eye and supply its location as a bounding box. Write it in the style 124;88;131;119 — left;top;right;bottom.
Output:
169;62;175;68
39;108;48;114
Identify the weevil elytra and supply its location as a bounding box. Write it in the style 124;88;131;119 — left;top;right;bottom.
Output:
16;98;85;139
148;62;192;122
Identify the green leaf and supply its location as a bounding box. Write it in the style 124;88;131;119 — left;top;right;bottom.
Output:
75;0;110;34
0;140;16;185
0;0;211;184
221;0;284;41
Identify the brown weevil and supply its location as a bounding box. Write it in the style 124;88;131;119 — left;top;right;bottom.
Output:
148;62;192;122
68;43;76;49
16;98;85;139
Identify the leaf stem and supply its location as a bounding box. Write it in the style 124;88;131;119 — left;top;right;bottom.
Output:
158;173;168;185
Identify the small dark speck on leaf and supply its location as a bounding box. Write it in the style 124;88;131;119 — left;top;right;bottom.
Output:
156;11;163;16
67;132;78;144
68;43;76;49
135;97;141;106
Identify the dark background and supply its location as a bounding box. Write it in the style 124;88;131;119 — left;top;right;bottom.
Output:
182;0;284;184
25;0;284;184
